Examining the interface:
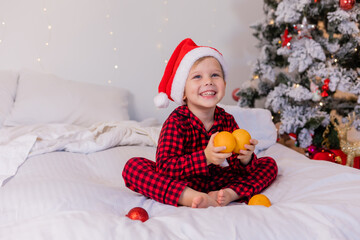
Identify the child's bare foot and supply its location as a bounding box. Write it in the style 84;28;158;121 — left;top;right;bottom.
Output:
191;194;219;208
208;188;239;206
178;187;220;208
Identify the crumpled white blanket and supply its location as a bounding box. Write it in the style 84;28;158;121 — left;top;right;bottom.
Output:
0;119;161;186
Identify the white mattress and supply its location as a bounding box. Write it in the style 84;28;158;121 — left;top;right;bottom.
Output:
1;143;360;240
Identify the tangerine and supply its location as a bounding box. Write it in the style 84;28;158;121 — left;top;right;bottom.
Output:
214;131;236;153
232;129;251;154
248;194;271;207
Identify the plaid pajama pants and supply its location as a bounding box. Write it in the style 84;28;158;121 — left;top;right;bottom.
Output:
122;156;277;206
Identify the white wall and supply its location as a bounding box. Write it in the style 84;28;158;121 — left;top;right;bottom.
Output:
0;0;263;123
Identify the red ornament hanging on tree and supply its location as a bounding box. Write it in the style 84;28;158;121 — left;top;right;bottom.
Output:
339;0;355;10
321;78;330;97
321;91;329;97
281;28;292;48
232;88;241;102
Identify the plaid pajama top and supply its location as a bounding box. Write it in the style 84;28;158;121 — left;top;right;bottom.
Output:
155;105;257;180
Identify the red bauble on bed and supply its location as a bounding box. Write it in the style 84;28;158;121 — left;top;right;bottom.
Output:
126;207;149;222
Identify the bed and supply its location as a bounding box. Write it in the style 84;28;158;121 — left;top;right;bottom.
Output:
1;70;360;240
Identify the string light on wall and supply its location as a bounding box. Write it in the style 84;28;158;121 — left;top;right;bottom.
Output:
43;6;52;47
37;1;53;69
107;14;113;84
157;0;169;65
106;14;117;84
0;19;5;45
105;0;123;85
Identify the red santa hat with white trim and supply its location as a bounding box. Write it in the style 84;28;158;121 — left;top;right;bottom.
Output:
154;38;227;108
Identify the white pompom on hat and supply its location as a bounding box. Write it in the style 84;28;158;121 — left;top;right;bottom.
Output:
154;38;227;108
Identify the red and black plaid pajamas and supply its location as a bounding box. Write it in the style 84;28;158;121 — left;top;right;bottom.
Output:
122;106;278;206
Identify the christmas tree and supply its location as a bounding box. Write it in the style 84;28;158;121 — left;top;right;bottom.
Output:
237;0;360;149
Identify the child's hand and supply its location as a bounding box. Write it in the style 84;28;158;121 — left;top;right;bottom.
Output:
237;139;258;165
204;132;232;166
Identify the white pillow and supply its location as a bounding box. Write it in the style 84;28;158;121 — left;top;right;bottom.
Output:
0;71;18;128
4;71;129;127
219;104;277;153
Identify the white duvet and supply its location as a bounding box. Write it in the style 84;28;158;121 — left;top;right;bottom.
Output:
1;121;360;239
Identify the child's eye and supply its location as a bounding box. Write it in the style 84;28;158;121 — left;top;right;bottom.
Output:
212;73;220;77
192;75;201;79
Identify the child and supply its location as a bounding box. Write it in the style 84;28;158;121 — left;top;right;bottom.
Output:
122;38;277;208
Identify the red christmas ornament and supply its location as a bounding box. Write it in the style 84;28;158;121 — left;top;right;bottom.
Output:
232;88;241;102
330;149;348;165
307;145;318;158
321;84;329;92
312;149;336;162
309;148;360;169
321;91;329;97
339;0;355;10
126;207;149;222
281;28;292;48
321;78;330;97
331;149;360;169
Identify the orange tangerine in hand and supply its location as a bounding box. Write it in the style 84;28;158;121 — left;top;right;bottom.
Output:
248;194;271;207
214;131;236;153
232;129;251;154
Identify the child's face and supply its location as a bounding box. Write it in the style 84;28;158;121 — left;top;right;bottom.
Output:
184;57;225;112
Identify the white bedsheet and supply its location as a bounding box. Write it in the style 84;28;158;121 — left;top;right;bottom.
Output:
1;142;360;240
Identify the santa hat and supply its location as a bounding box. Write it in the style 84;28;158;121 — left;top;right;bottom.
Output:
154;38;227;108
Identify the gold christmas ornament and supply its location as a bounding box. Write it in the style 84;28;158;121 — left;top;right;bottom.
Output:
331;112;360;167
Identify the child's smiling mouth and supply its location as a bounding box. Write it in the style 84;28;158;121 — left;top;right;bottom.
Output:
200;90;216;96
